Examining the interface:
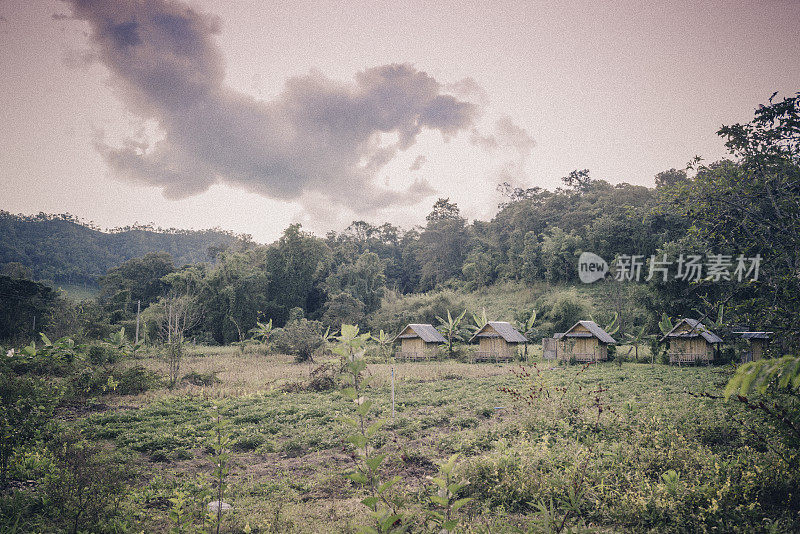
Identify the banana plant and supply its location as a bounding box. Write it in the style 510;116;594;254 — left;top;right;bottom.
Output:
371;329;393;363
514;310;538;360
105;327;128;350
589;312;620;338
470;308;488;334
103;327;141;356
651;313;675;364
695;304;725;330
249;319;274;344
604;312;620;336
436;310;467;358
658;313;674;336
320;326;338;356
624;325;648;362
40;333;79;361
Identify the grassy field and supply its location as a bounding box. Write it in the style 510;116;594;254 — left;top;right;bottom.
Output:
46;347;795;533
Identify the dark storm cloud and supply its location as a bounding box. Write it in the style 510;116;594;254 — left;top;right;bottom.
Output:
66;0;478;213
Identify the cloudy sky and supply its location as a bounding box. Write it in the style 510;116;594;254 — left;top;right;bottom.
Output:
1;0;798;242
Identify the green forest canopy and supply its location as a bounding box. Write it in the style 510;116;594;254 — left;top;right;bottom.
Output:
1;93;798;346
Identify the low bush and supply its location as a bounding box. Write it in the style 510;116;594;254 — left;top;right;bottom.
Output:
307;363;337;391
87;344;121;367
42;431;133;532
181;370;222;387
116;365;162;394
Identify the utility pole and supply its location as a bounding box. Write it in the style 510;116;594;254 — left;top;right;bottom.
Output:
135;300;141;344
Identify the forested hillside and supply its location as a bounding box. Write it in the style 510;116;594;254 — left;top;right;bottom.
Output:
2;95;798;349
0;212;242;284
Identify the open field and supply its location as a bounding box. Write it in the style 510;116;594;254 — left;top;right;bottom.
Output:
43;348;796;533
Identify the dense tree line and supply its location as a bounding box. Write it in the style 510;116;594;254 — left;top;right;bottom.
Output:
1;94;798;347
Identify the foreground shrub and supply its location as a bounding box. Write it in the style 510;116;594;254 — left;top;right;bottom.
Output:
271;319;325;362
0;372;60;488
43;431;132;533
116;365;162;394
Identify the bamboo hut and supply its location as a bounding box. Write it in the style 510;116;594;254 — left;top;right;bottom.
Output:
660;318;722;364
393;324;446;361
554;320;616;362
733;331;772;363
469;321;527;362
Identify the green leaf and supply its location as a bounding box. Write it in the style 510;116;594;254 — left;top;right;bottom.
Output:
378;475;401;494
380;514;404;532
429;495;448;507
451;497;472;512
447;482;464;494
338;415;359;428
366;420;384;437
361;496;380;510
430;476;446;489
365;454;385;472
724;356;800;398
346;471;368;485
442;453;459;473
347;434;368;449
427;510;444;521
356;400;374;417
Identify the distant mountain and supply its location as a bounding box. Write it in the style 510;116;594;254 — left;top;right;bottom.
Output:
0;211;244;284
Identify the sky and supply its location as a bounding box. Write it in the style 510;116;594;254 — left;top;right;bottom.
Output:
0;0;798;243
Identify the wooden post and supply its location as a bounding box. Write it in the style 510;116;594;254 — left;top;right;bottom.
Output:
391;366;395;421
135;300;141;344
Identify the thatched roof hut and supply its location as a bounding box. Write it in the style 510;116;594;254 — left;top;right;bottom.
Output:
660;318;722;364
393;324;446;360
469;321;527;362
554;320;616;362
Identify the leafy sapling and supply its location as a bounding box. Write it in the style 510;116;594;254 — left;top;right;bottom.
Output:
336;324;407;533
425;453;472;532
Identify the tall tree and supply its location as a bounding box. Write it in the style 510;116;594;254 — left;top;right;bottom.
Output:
326;251;386;314
265;224;331;322
417;200;469;290
673;93;800;342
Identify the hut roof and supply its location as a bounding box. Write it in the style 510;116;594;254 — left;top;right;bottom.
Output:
660;318;723;343
561;320;617;344
393;324;446;344
733;331;772;340
469;321;527;343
